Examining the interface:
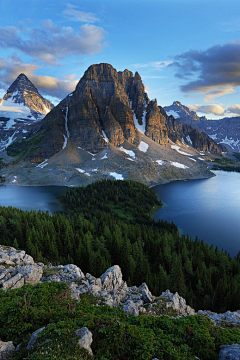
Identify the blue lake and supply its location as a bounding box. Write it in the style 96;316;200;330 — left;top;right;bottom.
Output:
0;171;239;257
0;186;67;215
153;171;240;257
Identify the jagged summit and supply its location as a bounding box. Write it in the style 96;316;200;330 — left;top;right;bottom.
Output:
164;101;200;122
0;74;54;151
4;73;40;98
2;73;53;116
30;62;168;159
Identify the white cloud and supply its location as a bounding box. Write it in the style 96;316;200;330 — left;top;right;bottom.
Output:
226;104;240;115
204;88;237;102
0;22;107;65
132;61;172;70
188;104;225;116
0;56;78;100
63;3;99;23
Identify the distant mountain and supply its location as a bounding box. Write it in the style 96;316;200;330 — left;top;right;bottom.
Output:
161;105;226;155
3;64;218;186
164;101;240;152
0;74;54;151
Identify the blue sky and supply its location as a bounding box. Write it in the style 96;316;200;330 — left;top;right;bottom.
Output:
1;0;240;119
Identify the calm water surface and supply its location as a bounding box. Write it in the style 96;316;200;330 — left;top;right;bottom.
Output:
0;172;239;257
153;171;240;257
0;186;67;215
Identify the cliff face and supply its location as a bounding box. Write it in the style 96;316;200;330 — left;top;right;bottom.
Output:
162;106;227;155
22;63;169;161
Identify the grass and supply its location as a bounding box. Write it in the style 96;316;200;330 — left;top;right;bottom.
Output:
42;268;61;278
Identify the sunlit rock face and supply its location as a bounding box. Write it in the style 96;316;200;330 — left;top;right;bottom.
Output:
22;63;169;161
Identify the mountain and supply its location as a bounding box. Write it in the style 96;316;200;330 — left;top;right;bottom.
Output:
161;108;227;155
2;64;221;186
0;73;54;151
164;101;240;152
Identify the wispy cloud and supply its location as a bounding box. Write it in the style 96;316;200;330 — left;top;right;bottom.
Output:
205;88;237;102
0;56;78;99
63;3;99;23
226;104;240;115
188;104;225;116
170;42;240;100
132;61;172;70
0;21;107;66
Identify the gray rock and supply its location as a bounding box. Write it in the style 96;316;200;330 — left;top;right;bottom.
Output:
140;283;154;303
219;344;240;360
122;300;143;316
160;289;195;316
198;310;240;325
2;273;24;290
27;326;45;350
75;327;93;355
0;340;15;360
18;265;43;285
100;265;123;291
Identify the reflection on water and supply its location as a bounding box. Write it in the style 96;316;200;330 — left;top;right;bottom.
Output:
153;171;240;257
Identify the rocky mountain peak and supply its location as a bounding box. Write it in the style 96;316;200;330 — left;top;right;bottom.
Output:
21;63;169;160
4;73;39;98
2;73;53;116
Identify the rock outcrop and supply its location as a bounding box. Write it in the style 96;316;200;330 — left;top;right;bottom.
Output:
0;340;15;360
1;245;240;359
219;344;240;360
75;327;93;355
0;246;43;290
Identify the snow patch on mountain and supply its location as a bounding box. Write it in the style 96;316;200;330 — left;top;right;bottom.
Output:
109;172;124;180
119;147;135;158
220;136;240;149
166;110;180;119
62;106;69;150
171;144;192;156
102;130;109;143
170;161;189;169
138;141;149;152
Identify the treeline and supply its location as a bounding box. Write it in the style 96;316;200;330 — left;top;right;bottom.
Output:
0;179;240;313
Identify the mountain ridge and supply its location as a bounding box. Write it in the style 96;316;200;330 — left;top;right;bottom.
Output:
164;101;240;152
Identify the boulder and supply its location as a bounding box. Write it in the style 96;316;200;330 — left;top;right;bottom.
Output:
139;282;154;303
219;344;240;360
18;265;43;285
122;300;144;316
0;340;15;360
62;264;84;279
100;265;123;291
160;289;195;316
2;273;24;290
27;326;46;350
75;327;93;355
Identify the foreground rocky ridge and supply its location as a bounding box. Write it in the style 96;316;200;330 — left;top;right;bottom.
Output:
1;245;240;359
